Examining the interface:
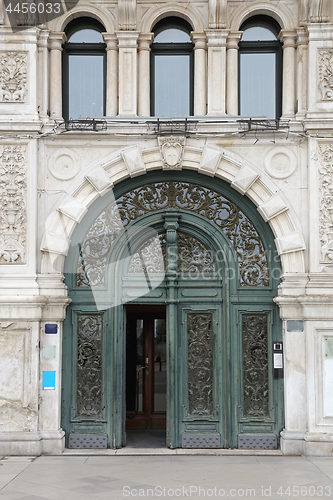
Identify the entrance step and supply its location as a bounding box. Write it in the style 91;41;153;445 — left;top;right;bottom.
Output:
62;448;284;456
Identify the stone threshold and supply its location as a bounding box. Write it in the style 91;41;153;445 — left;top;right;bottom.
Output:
62;448;285;456
0;457;36;462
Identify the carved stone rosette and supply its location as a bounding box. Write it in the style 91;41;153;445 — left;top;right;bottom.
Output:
158;136;185;170
0;52;27;103
0;146;27;264
318;145;333;262
318;50;333;101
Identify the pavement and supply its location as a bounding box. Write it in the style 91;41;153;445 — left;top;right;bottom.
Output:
0;454;333;500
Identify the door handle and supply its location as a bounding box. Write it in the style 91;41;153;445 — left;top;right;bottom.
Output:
136;365;147;378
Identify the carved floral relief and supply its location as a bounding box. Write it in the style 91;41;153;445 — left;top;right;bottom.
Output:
318;50;333;101
318;145;333;262
0;52;27;103
0;146;27;264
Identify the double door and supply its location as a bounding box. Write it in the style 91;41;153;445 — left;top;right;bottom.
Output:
125;306;166;429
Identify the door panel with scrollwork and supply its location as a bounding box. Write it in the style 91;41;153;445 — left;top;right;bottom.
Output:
63;172;283;449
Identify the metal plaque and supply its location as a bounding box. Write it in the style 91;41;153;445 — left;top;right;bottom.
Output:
182;434;220;448
68;434;107;449
238;435;277;450
43;345;56;359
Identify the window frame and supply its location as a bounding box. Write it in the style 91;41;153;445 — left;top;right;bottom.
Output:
62;19;107;121
238;16;283;120
150;18;194;117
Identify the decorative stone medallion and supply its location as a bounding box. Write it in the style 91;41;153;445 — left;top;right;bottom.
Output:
48;148;81;181
158;136;185;170
264;147;297;179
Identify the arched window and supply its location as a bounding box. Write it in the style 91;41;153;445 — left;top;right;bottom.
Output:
239;15;282;119
151;17;194;117
63;18;106;120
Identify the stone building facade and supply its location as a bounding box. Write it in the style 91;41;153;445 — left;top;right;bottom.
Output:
1;0;333;456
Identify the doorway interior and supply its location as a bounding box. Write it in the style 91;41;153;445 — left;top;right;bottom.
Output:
125;305;167;445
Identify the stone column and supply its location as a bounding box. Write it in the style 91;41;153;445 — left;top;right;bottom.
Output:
103;33;118;116
164;213;180;448
279;30;297;118
49;32;66;120
138;33;154;117
206;29;229;115
191;32;207;116
296;28;308;119
37;30;49;119
226;31;242;116
116;31;140;116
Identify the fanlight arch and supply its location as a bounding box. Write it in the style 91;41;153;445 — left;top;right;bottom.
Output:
75;179;272;290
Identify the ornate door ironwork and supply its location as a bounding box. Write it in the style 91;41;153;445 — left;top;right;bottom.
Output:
76;314;103;418
242;314;269;417
187;313;214;416
63;171;283;450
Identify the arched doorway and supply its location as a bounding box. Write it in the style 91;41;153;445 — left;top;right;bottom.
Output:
62;171;283;449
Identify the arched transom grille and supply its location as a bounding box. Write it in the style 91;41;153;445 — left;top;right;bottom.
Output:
76;182;269;287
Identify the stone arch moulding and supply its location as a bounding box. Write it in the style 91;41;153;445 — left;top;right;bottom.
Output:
229;0;294;31
40;143;306;275
140;2;204;33
50;6;115;34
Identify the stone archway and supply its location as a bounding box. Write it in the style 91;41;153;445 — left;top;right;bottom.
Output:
40;142;306;277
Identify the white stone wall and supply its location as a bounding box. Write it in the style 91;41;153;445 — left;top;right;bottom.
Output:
0;0;333;455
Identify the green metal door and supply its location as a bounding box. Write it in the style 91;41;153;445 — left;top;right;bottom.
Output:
62;171;283;449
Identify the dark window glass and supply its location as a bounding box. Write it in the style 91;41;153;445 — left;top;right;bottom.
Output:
154;27;190;43
68;55;104;118
154;54;190;116
151;18;194;117
239;16;282;119
240;52;276;118
63;19;106;120
241;26;277;42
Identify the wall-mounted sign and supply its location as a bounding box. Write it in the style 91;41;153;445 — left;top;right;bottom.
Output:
45;324;58;334
43;345;56;359
273;342;283;379
43;371;56;390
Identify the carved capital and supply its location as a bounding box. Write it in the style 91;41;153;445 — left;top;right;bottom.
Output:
278;30;297;49
227;31;243;50
115;31;139;48
37;30;49;49
102;33;118;51
205;29;229;47
191;32;207;50
48;32;66;51
138;33;154;51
